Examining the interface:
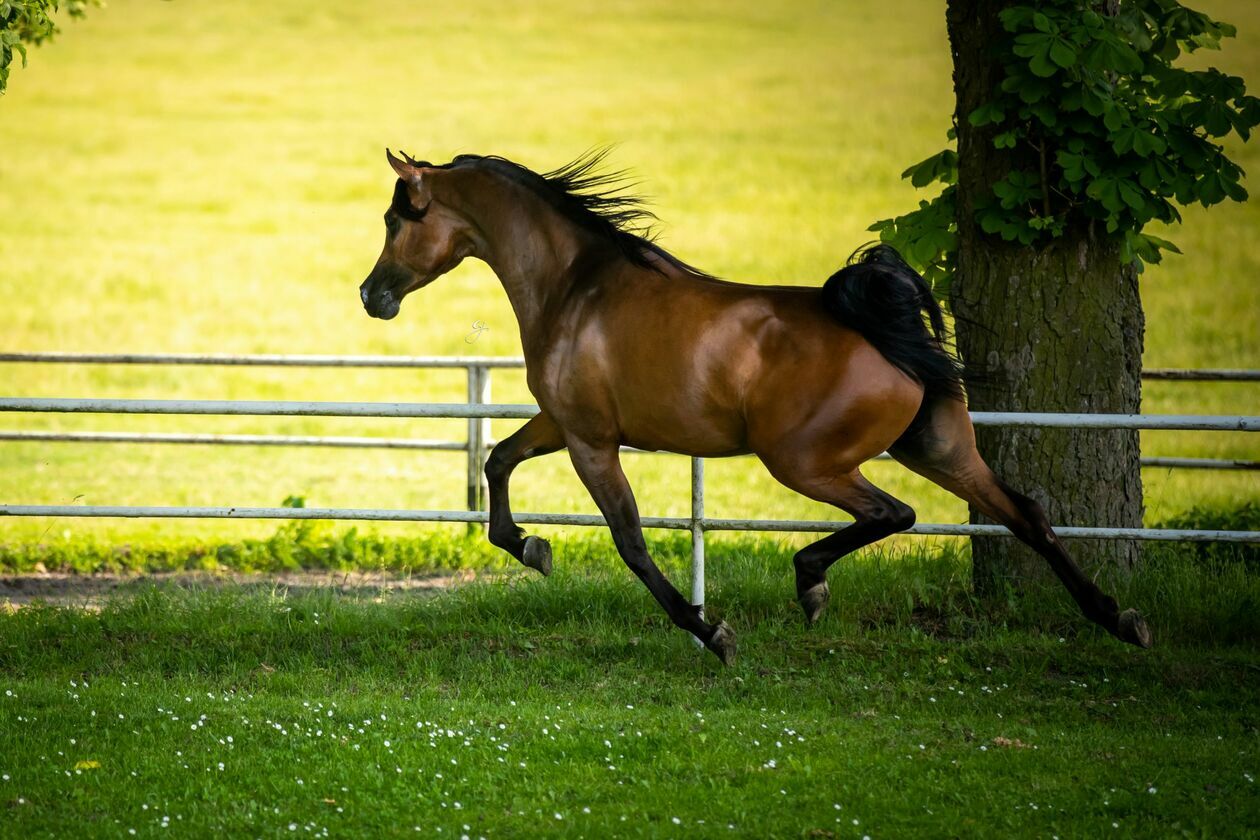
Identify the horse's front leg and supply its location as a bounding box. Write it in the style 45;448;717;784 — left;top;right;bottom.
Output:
566;439;736;666
485;412;566;575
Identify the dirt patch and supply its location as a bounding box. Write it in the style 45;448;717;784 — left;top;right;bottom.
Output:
0;568;480;610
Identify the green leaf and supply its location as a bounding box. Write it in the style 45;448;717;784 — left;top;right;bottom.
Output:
909;235;942;268
1103;105;1127;132
1081;85;1109;117
1111;125;1138;155
992;170;1041;209
1028;47;1059;78
1118;180;1147;212
1086;175;1125;213
1196;171;1227;205
1056;149;1100;183
1027;101;1058;127
900;149;958;189
1137;156;1176;191
1048;37;1077;70
1013;32;1061;78
968;101;1005;127
1133;130;1166;156
1143;233;1182;255
1002;68;1053;104
1081;37;1144;74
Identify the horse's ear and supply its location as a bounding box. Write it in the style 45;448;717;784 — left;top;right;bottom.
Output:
387;149;433;212
386;148;421;181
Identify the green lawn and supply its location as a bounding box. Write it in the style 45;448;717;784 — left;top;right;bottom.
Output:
0;0;1256;551
2;541;1258;838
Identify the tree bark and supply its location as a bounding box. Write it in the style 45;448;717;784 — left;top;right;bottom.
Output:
946;0;1145;592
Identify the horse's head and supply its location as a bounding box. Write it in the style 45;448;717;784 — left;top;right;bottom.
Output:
359;150;477;320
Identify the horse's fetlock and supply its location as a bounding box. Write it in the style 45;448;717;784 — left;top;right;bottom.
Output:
488;525;524;551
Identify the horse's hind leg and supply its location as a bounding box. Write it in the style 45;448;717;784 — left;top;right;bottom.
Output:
889;399;1152;648
793;474;917;624
758;448;917;624
484;412;566;575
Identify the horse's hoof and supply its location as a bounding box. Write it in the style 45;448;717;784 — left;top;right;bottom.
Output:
704;621;737;667
1116;608;1152;649
799;581;829;626
522;536;552;576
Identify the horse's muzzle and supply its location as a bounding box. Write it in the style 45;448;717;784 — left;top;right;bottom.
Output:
359;265;411;320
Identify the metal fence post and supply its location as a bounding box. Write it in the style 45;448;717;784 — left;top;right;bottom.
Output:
690;456;705;647
466;364;491;527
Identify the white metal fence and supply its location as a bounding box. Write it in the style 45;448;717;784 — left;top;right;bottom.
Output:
1;353;1257;612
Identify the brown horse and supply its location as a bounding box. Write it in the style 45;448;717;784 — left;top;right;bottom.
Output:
358;149;1152;665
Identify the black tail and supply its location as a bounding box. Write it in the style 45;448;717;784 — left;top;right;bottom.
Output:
820;244;965;401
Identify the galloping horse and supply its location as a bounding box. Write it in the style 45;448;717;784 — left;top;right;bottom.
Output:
358;150;1152;665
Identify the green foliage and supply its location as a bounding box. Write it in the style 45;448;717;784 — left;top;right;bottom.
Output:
868;150;960;289
0;0;96;95
871;0;1259;286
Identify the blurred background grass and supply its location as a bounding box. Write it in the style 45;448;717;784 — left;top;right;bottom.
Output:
0;0;1255;550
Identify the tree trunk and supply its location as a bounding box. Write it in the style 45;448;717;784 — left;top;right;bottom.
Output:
946;0;1145;593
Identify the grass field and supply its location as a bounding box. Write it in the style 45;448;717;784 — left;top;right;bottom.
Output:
2;543;1259;838
0;0;1256;552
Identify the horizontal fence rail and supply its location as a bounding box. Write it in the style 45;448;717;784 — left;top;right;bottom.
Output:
0;430;471;451
2;505;1258;543
2;398;1258;431
0;398;539;420
1142;368;1260;381
0;352;526;368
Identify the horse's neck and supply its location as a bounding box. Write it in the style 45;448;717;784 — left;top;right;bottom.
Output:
471;191;598;355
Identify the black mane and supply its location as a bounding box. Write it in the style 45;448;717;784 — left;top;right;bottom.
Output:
399;149;713;278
